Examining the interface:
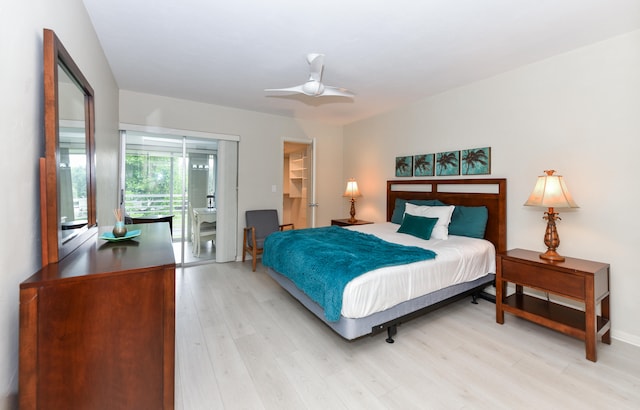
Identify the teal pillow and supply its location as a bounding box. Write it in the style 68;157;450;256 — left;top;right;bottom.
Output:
397;214;439;240
448;206;488;239
391;198;446;224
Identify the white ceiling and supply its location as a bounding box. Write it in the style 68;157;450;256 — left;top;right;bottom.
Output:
82;0;640;126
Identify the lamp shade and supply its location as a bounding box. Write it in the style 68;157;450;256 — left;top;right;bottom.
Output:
343;179;361;198
524;170;578;209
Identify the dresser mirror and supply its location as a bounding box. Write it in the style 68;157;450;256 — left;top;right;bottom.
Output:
41;28;97;264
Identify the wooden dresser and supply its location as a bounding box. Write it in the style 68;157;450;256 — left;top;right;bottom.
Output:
20;223;176;409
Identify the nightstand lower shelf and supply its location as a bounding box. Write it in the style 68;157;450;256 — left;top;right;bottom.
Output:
502;294;611;341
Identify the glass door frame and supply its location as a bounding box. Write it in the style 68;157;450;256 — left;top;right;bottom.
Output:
119;124;239;267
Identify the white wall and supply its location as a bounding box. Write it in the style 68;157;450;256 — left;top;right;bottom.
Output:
344;30;640;345
119;90;345;254
0;0;119;407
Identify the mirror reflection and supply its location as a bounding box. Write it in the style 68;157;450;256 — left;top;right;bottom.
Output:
57;64;88;242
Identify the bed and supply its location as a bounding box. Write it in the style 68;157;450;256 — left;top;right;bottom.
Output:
264;178;507;342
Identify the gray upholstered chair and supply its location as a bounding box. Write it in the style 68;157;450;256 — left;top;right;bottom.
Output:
243;209;293;271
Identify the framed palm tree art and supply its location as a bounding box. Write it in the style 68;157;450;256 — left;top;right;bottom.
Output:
436;151;460;176
395;156;413;177
461;147;491;175
413;154;434;176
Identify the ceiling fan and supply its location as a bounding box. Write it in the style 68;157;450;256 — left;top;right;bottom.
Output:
265;53;354;98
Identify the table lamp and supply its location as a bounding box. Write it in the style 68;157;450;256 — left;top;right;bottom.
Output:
524;170;579;262
343;178;362;223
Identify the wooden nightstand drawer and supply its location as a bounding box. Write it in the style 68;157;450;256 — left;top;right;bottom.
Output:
502;259;585;300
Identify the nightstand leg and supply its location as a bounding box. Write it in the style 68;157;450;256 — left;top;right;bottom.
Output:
585;279;596;362
602;294;611;345
496;262;505;324
496;284;504;324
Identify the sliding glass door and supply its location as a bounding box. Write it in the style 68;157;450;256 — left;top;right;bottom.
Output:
119;129;237;266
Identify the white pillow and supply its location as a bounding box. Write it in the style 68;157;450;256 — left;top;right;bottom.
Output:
404;203;455;240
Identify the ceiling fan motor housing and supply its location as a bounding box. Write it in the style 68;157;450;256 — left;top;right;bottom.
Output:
302;80;324;96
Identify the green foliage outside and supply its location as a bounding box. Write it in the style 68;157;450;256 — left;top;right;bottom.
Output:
124;153;186;216
70;165;87;199
125;153;183;194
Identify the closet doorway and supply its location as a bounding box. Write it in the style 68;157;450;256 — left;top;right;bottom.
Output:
119;126;238;266
283;140;316;229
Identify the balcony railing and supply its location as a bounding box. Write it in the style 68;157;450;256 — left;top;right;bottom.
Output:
125;193;185;217
125;193;187;239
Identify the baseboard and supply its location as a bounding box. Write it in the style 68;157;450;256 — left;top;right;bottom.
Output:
612;331;640;348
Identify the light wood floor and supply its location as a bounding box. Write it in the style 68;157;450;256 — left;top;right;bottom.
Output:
175;262;640;410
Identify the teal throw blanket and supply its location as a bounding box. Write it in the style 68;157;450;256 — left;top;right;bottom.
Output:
263;226;436;322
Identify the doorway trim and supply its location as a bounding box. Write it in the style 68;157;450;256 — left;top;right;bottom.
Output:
282;137;316;229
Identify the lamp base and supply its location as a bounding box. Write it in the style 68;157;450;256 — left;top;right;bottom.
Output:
539;249;565;262
539;208;565;262
348;198;357;224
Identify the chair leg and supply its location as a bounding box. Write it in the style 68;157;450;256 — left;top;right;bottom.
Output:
242;229;247;262
251;248;257;272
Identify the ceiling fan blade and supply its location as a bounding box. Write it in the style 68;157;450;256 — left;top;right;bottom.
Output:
264;85;305;94
321;86;355;98
307;53;324;82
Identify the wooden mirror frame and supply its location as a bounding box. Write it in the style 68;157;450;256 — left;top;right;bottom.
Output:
41;28;97;265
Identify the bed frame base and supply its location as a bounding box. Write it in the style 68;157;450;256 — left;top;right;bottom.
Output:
385;325;397;343
375;282;494;343
472;290;496;304
267;267;496;342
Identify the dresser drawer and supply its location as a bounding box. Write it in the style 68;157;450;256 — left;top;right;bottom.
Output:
502;259;585;300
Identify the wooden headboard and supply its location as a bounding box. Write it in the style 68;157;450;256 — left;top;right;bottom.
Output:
387;179;507;253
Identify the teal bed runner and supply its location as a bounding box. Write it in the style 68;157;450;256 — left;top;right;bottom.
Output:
263;226;436;322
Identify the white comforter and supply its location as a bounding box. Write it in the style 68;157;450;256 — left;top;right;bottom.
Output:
341;222;495;318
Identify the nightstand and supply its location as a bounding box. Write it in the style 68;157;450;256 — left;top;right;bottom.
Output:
496;248;611;362
331;219;373;227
